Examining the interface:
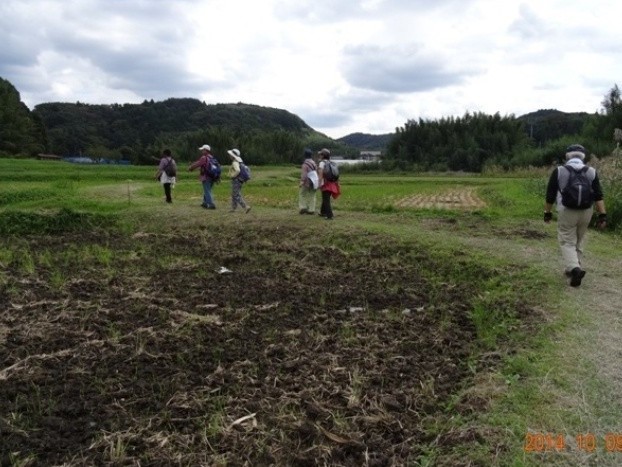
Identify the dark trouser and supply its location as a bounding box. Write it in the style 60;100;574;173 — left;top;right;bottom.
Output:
163;183;172;203
320;190;333;218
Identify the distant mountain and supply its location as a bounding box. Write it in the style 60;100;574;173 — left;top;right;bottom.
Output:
337;132;393;151
34;98;320;152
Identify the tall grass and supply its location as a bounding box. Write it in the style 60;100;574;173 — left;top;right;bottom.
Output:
592;155;622;231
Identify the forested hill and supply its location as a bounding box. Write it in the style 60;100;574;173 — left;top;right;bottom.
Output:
516;109;591;145
34;99;319;157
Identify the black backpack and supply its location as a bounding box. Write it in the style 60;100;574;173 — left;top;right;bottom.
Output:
560;165;594;209
323;161;339;182
163;158;176;177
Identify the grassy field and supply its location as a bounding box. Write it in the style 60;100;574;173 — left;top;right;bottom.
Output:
1;158;621;466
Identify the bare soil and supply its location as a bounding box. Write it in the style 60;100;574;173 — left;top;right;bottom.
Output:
394;188;487;210
0;221;535;466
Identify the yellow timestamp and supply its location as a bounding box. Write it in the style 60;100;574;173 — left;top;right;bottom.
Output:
524;432;622;452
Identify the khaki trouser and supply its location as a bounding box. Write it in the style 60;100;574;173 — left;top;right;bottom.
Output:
299;186;317;213
557;206;593;272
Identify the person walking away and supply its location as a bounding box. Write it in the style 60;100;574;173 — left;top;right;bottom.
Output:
544;144;607;287
155;148;177;203
299;148;318;215
189;144;217;209
227;148;251;213
318;148;341;220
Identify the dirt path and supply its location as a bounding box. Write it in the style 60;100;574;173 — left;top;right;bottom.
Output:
450;220;622;465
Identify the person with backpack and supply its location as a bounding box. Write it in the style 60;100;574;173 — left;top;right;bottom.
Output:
227;148;251;213
189;144;220;209
298;148;318;215
544;144;607;287
318;148;341;220
155;148;177;203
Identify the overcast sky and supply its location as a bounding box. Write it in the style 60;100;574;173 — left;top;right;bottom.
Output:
1;0;620;139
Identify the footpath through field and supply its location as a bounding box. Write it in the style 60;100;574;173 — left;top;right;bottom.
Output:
326;207;621;466
423;216;622;466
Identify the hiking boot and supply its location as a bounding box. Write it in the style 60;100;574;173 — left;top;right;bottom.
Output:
299;209;308;214
245;206;251;214
570;267;586;287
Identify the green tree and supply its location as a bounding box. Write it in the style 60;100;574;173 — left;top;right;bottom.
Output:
0;77;46;156
386;112;530;172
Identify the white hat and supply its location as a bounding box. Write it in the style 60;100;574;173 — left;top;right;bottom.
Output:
198;144;211;151
227;148;242;162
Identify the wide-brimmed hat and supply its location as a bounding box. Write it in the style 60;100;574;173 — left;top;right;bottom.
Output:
318;148;330;158
227;148;242;162
198;144;211;151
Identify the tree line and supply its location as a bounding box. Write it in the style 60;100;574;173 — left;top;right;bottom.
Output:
2;75;621;170
384;84;622;172
31;98;354;165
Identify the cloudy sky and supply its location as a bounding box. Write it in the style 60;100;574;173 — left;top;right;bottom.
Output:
1;0;620;139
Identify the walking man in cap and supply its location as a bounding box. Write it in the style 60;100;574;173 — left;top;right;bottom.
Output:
544;144;607;287
189;144;218;209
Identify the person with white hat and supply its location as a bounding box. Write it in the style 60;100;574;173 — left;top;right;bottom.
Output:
544;143;607;287
227;148;251;213
189;144;218;209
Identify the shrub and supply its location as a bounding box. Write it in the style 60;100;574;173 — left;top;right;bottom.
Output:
592;154;622;231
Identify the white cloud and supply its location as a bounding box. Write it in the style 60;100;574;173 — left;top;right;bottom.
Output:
1;0;621;138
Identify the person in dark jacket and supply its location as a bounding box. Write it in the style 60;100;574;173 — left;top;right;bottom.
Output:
544;144;607;287
317;148;340;220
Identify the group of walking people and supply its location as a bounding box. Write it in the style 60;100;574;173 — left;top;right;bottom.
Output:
298;148;341;220
157;141;610;288
155;144;250;212
155;145;341;218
